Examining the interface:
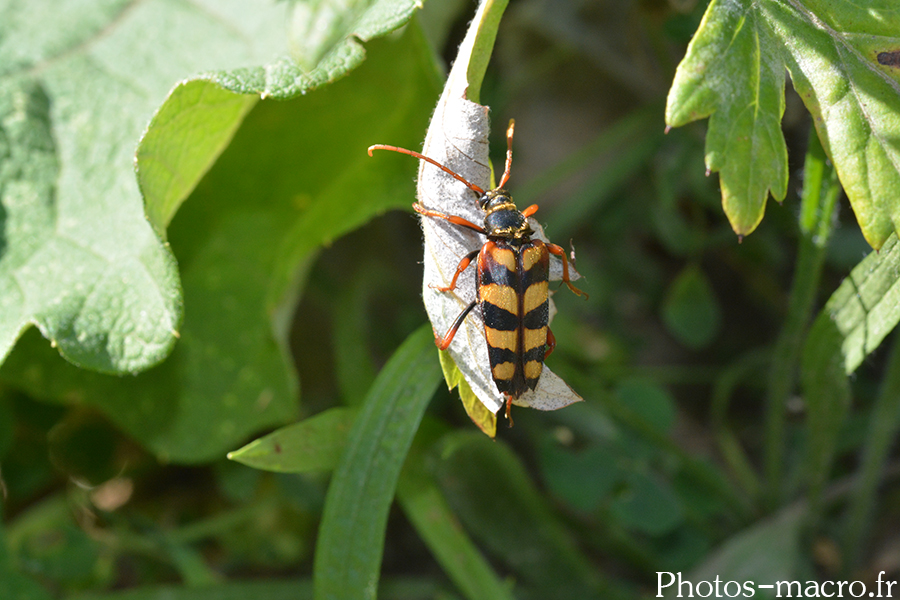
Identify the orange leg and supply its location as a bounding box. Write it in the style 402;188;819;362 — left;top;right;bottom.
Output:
413;203;486;234
433;249;479;292
498;120;516;189
504;394;515;427
546;243;588;299
521;204;539;218
545;327;557;359
434;300;477;350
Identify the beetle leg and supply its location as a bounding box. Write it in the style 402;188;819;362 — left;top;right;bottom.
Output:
545;327;557;359
546;243;588;299
521;204;539;218
504;394;515;427
434;300;478;350
433;249;479;292
413;203;486;234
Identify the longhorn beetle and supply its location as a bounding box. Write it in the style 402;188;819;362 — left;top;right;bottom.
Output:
368;120;586;422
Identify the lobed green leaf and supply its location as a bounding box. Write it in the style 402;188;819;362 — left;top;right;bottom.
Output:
666;0;900;247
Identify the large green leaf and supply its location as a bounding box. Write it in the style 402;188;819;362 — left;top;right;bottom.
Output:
0;0;307;372
138;0;424;232
0;20;441;462
666;0;900;248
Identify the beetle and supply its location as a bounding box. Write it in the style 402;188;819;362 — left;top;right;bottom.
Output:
368;119;585;421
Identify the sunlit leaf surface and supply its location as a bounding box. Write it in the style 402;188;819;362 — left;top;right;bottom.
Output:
666;0;900;248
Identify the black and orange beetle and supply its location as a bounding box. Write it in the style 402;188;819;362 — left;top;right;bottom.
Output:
369;120;586;421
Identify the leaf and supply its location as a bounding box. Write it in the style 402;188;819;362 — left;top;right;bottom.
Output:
0;77;181;373
807;233;900;375
438;348;497;437
403;0;582;417
798;234;900;516
615;378;677;434
661;265;722;349
312;325;442;600
138;0;425;231
610;470;684;536
227;408;356;474
0;22;441;463
665;0;787;236
538;439;621;512
666;0;900;248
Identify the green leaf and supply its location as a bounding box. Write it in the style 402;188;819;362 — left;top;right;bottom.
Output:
798;234;900;517
313;325;441;600
228;408;356;473
137;83;257;233
610;471;684;536
661;265;722;350
138;0;425;232
0;23;441;463
615;378;678;434
808;233;900;375
439;349;497;437
0;77;181;373
666;0;900;247
538;439;622;512
665;0;787;236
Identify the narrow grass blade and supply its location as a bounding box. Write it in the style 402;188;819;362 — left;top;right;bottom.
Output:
313;325;441;600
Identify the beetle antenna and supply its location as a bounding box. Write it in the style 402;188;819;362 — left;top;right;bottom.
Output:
497;119;515;189
368;144;486;195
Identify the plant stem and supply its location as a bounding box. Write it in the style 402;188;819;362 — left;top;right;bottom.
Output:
763;129;839;510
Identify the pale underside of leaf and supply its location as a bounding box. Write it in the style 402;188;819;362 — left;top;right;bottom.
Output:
416;2;581;415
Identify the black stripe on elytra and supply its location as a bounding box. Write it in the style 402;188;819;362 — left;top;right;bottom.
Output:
481;301;519;331
523;345;546;364
523;301;549;330
478;255;515;286
487;346;517;371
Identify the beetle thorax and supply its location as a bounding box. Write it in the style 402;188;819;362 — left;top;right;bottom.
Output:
480;189;533;241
